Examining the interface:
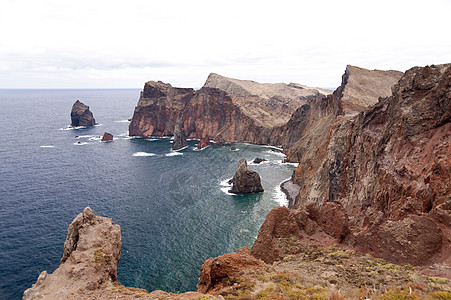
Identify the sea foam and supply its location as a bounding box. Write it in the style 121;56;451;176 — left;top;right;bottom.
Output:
132;152;156;157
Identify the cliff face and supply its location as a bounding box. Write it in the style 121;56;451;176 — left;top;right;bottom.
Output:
129;74;331;145
289;64;451;268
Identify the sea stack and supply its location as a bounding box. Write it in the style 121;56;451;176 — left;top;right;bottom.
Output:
172;117;187;150
101;132;113;141
197;135;210;150
229;158;264;194
70;100;96;127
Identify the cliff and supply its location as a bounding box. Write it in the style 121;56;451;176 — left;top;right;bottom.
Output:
129;74;331;145
285;64;451;270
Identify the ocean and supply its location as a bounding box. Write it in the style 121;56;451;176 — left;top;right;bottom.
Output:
0;89;296;299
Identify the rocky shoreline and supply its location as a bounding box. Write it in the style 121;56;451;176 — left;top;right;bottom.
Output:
24;63;451;299
280;179;300;208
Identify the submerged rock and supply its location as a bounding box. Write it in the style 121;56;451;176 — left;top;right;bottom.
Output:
70;100;96;127
252;157;267;164
229;158;264;194
172;116;187;150
101;132;113;141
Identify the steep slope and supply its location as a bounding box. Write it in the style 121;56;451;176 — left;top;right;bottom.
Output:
129;74;331;145
288;64;451;269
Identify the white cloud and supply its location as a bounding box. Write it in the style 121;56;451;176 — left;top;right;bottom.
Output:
0;0;450;88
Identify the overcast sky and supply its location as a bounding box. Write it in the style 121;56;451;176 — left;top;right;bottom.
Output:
1;0;450;89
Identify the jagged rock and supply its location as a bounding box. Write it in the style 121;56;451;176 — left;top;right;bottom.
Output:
23;207;122;299
197;135;210;150
23;208;224;300
172;116;187;150
101;132;113;141
129;74;331;145
230;146;236;151
252;158;267;164
285;63;451;267
70;100;96;127
318;202;350;241
197;250;262;294
228;158;264;194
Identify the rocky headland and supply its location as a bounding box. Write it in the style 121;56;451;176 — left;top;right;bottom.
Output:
25;64;451;299
128;73;331;145
70;100;96;127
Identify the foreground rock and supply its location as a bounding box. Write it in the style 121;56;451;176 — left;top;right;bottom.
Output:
129;74;331;145
101;132;113;141
23;207;222;300
172;116;187;150
70;100;96;127
229;158;264;194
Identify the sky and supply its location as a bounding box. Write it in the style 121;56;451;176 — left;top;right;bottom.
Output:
1;0;450;89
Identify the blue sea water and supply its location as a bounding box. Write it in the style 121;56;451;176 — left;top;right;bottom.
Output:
0;89;296;299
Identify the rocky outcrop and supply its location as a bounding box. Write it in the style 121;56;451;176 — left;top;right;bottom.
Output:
229;158;264;194
70;100;96;127
101;132;113;141
197;247;263;294
129;74;331;145
286;63;451;268
172;116;187;150
23;207;223;300
197;135;210;150
23;207;121;299
252;158;267;164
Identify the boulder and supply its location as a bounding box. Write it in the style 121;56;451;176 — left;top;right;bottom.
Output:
101;132;113;141
228;158;264;194
71;100;96;127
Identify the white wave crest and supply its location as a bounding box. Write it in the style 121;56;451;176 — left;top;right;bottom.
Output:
165;151;183;157
74;142;88;146
132;152;156;157
114;120;131;123
40;145;55;148
273;182;288;207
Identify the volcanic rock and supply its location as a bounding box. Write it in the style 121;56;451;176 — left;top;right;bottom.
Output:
252;158;267;164
70;100;96;127
228;158;264;194
23;207;122;299
286;63;451;267
129;74;331;145
172;116;187;150
197;135;210;150
197;249;263;294
101;132;113;141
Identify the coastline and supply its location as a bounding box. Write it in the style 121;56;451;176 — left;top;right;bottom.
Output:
280;179;300;208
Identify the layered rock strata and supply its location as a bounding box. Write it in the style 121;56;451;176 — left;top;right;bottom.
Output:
229;158;264;194
129;74;331;145
286;64;451;269
70;100;96;127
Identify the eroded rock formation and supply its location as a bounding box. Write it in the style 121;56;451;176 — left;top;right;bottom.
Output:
23;207;223;300
70;100;96;127
129;74;331;145
285;63;451;269
229;158;264;194
101;132;113;141
172;116;187;150
197;135;210;150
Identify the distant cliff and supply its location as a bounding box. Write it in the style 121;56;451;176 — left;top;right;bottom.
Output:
129;74;331;145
